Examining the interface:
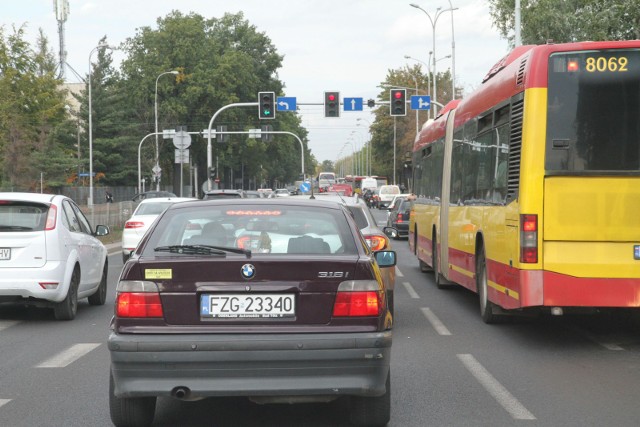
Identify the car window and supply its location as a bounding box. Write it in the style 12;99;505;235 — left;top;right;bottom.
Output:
0;201;48;231
62;201;83;233
143;204;358;255
346;206;368;230
135;202;174;216
69;201;93;234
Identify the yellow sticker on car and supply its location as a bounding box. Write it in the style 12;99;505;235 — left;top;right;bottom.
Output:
145;269;172;279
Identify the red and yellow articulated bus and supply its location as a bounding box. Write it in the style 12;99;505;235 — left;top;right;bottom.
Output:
409;40;640;323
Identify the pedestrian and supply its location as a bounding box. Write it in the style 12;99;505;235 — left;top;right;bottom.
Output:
105;190;114;203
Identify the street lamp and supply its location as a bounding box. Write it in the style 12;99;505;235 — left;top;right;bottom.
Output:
154;70;179;191
447;0;457;100
357;118;373;176
88;42;115;206
409;3;458;117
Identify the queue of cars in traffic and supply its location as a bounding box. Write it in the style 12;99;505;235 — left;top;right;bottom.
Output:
2;185;407;426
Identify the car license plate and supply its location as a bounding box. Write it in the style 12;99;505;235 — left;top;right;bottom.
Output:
0;248;10;260
200;294;295;318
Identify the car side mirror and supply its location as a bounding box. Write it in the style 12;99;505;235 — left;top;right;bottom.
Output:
95;225;110;236
374;250;397;267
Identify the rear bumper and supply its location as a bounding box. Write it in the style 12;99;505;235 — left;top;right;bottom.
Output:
109;331;391;400
0;261;67;302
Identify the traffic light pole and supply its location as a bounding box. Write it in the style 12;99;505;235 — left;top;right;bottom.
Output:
206;102;257;191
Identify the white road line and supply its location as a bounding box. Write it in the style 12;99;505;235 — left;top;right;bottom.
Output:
395;267;404;278
0;399;11;408
457;354;536;420
36;343;101;368
0;321;19;332
402;282;420;299
567;326;624;351
420;307;452;336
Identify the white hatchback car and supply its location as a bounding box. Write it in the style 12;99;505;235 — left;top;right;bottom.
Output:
122;197;195;262
0;192;110;320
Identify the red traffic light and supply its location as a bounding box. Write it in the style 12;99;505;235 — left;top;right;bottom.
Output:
328;94;336;101
393;91;403;99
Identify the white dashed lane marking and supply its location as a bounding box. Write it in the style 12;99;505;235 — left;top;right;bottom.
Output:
402;282;420;299
395;267;404;277
0;399;11;408
36;343;101;368
0;321;19;332
458;354;536;420
420;307;452;336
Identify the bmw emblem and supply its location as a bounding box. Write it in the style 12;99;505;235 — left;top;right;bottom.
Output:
241;264;256;280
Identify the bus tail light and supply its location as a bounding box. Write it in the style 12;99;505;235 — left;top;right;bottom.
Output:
520;214;538;263
332;280;383;317
115;281;163;318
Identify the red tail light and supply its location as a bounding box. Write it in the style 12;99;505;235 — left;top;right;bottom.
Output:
116;293;163;317
332;280;383;317
365;234;388;251
115;281;163;318
236;236;251;249
45;205;57;230
125;221;145;229
520;214;538;263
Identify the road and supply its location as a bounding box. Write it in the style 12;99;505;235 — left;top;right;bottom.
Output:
1;208;640;426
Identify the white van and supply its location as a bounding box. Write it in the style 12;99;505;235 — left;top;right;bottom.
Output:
360;177;378;191
378;185;401;209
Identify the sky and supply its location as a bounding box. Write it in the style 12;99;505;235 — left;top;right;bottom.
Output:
3;0;511;164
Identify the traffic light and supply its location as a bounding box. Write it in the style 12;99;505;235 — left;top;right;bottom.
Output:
390;89;407;116
258;91;275;119
216;125;228;143
208;166;217;179
261;125;273;142
367;99;376;108
324;91;340;118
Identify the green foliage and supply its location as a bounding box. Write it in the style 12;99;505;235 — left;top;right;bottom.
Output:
0;25;72;190
489;0;640;46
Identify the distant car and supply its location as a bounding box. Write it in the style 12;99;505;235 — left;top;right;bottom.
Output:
203;189;246;200
386;197;412;239
132;191;176;203
386;193;412;211
377;185;401;209
274;188;291;197
244;190;266;199
0;192;110;320
108;198;395;427
121;197;195;262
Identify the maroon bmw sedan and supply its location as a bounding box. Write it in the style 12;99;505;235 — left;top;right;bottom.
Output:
109;198;396;427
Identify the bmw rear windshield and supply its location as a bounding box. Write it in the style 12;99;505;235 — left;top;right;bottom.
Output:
141;204;359;256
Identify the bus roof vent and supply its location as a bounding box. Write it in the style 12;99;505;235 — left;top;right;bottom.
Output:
516;57;527;87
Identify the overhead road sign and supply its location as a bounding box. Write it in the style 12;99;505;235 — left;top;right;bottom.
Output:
411;95;431;110
343;97;363;111
277;97;297;111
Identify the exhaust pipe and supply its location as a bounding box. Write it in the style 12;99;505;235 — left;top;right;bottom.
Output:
171;386;191;400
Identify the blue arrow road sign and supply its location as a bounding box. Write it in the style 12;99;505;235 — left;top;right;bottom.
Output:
343;97;363;111
277;97;297;111
411;95;431;110
299;181;311;193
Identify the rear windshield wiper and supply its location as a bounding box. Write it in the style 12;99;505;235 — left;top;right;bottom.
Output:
0;225;35;231
154;245;252;259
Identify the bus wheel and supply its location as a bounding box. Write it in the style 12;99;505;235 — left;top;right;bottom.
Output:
477;249;499;323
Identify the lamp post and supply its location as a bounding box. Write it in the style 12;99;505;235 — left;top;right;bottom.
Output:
154;70;179;191
88;42;114;206
447;0;457;99
409;3;457;117
357;118;373;176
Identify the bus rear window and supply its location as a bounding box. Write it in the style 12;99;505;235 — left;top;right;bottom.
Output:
545;49;640;173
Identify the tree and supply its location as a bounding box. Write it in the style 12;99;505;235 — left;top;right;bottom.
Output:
0;26;72;190
488;0;640;46
117;11;311;190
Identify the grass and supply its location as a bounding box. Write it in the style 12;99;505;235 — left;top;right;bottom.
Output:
99;228;122;245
